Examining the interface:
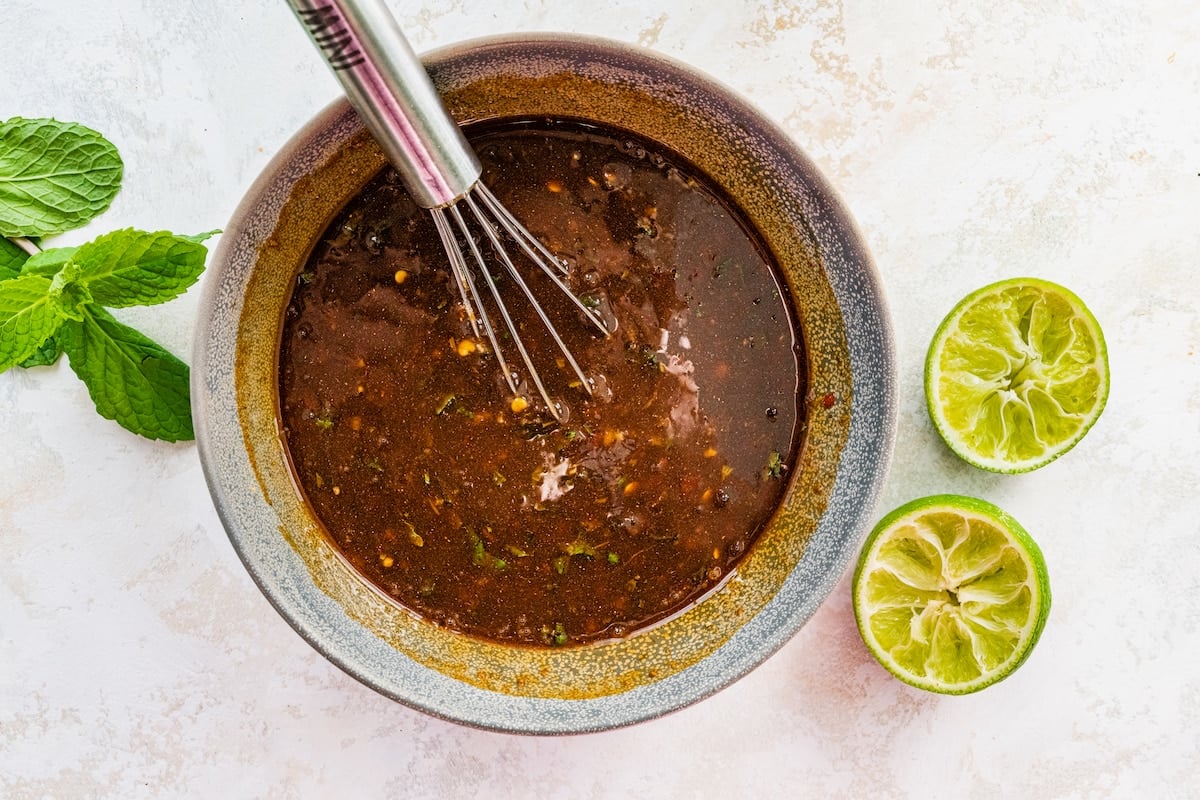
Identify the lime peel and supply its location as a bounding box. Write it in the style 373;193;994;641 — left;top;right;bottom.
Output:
853;495;1051;695
925;277;1109;473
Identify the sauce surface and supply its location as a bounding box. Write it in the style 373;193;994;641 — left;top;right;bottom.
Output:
278;120;803;646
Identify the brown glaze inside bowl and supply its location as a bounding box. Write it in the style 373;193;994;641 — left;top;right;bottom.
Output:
231;38;851;699
276;118;806;648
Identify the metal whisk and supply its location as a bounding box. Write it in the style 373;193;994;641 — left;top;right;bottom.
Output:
286;0;609;420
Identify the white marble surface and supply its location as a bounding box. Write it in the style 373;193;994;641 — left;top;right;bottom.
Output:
3;1;1198;797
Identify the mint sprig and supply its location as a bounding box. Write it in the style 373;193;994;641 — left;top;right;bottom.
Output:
0;117;213;441
74;228;213;307
60;306;194;442
0;118;123;237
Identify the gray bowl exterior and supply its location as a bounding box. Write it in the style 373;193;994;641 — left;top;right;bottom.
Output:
192;34;896;734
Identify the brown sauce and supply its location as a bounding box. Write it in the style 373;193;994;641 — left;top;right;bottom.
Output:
278;119;803;646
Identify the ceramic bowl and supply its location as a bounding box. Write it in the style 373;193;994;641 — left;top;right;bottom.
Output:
193;34;895;734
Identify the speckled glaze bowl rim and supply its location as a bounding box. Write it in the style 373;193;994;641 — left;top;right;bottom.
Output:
194;33;896;734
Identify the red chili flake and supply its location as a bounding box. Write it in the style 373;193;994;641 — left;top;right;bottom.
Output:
821;392;837;409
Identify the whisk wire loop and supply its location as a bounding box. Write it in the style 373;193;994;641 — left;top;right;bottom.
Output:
473;184;609;336
431;208;518;397
430;212;482;339
461;190;595;394
433;184;605;421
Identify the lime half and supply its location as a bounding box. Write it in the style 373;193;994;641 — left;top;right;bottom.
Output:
925;277;1109;472
853;495;1051;694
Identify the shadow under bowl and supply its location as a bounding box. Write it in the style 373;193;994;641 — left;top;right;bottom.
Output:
193;33;896;734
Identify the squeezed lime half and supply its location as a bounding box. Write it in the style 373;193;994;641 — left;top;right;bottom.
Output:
925;277;1109;472
853;495;1051;695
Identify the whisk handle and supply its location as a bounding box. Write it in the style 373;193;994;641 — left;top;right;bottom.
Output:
285;0;482;208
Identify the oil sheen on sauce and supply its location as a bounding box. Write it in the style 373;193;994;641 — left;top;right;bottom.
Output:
278;120;803;647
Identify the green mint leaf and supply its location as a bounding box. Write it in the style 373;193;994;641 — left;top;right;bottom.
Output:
762;449;786;480
19;333;62;368
563;538;597;559
182;229;220;244
0;118;123;237
47;261;93;320
60;305;192;441
71;228;208;307
0;238;29;280
0;274;64;371
20;245;78;277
